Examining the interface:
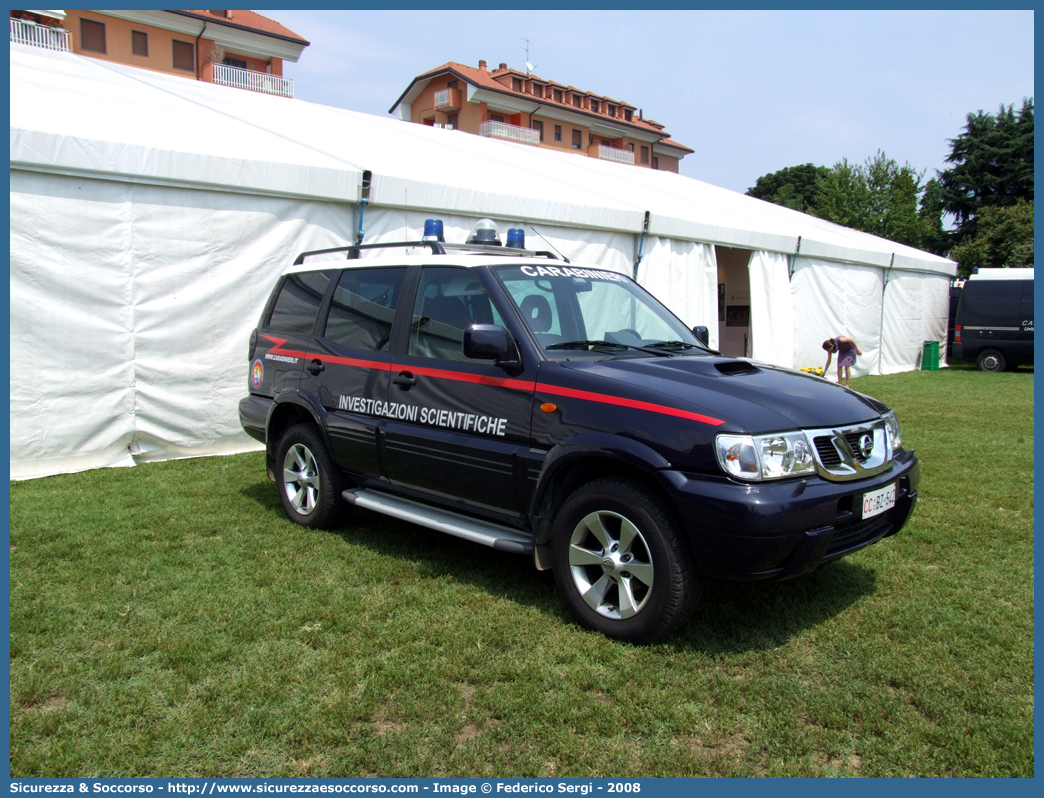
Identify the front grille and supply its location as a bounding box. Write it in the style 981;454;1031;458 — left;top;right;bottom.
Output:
806;419;892;481
844;431;871;463
826;516;892;557
814;436;842;467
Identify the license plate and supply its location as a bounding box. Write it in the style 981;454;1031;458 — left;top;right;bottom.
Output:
862;483;896;519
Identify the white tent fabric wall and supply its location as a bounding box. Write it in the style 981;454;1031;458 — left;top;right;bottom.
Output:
636;238;719;350
12;170;137;477
879;270;951;374
10;169;356;479
748;250;795;368
790;258;885;379
10;46;959;479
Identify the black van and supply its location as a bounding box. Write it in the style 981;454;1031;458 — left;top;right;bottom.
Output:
951;269;1034;372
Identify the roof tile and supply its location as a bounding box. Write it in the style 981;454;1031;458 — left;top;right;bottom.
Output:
182;10;308;43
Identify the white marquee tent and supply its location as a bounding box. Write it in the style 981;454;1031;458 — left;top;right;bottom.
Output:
10;45;957;479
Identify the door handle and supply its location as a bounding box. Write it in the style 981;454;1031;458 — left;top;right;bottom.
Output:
393;372;417;389
307;359;325;375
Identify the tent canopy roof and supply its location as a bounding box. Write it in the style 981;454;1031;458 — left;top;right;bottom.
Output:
10;46;957;276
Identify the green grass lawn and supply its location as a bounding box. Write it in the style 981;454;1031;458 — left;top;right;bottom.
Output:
9;365;1034;778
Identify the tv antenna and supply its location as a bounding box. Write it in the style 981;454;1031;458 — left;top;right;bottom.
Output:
521;38;536;74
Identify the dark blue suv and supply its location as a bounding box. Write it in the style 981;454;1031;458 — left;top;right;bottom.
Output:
240;228;918;642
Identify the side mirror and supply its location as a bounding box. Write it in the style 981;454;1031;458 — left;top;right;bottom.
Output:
464;324;520;370
692;325;709;346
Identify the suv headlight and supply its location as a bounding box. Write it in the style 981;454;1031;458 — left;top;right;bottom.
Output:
715;431;816;481
883;411;903;454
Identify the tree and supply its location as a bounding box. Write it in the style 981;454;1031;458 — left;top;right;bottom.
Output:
807;158;869;228
746;155;946;254
948;200;1034;277
917;179;949;257
938;99;1034;243
811;151;945;253
745;164;828;213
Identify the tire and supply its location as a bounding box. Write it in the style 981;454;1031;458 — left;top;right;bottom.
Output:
550;477;700;643
977;349;1006;372
275;423;347;529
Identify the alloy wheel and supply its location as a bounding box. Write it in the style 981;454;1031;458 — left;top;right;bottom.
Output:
282;442;320;516
567;510;655;619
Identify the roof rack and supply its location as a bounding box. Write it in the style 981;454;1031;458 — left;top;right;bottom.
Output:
293;240;564;265
442;242;565;261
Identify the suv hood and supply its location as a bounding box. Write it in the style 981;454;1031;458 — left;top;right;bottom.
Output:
555;355;887;433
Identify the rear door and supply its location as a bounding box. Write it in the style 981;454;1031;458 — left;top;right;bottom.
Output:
297;266;408;477
381;266;537;516
253;270;335;398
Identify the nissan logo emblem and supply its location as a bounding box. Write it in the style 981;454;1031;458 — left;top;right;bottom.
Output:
859;434;874;458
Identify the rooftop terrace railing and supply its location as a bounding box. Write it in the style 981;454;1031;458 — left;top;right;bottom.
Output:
213;63;293;98
10;18;70;52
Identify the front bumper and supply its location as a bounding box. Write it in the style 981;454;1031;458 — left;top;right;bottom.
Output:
655;450;919;580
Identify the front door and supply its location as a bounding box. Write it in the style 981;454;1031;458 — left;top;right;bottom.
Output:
381;266;536;516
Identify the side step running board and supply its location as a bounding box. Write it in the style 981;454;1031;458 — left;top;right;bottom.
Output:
342;488;534;555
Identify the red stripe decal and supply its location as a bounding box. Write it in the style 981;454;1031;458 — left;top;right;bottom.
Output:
395;363;537;391
536;383;725;427
261;335;392;372
260;335;722;426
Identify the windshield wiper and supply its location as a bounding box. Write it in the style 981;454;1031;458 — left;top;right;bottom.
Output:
545;340;672;356
645;340;696;350
646;340;721;355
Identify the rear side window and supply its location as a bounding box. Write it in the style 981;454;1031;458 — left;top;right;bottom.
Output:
323;267;406;351
960;280;1023;327
267;271;333;333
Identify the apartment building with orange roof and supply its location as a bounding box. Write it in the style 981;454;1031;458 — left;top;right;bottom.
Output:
10;9;308;98
390;60;693;171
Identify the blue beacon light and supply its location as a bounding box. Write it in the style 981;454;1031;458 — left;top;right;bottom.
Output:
423;218;445;242
506;228;525;249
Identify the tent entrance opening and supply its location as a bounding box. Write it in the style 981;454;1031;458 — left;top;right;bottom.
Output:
717;246;753;358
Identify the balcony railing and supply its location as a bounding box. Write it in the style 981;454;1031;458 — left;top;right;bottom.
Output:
10;18;70;51
597;145;636;165
212;63;293;98
434;87;461;111
479;121;540;146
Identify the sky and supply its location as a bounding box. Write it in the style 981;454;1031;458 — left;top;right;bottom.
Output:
265;9;1034;197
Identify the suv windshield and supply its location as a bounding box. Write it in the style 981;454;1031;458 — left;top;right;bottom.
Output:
494;264;706;354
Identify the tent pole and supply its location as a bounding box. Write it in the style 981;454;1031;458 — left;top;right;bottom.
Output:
878;253;895;374
355;198;368;244
633;211;650;280
356;171;372;245
789;236;801;280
